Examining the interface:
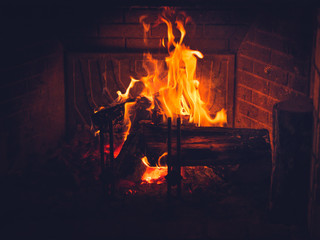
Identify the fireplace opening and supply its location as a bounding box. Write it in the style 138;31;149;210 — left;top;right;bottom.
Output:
0;3;319;240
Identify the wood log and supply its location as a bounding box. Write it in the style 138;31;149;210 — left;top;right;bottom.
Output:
141;123;271;167
269;96;313;225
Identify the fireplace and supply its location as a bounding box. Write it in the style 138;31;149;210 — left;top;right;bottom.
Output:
1;3;319;240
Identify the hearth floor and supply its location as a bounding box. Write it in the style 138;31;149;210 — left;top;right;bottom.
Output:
0;130;309;239
1;172;308;240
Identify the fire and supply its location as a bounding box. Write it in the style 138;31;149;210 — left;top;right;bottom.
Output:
104;143;123;159
141;156;167;184
116;8;227;131
114;7;227;184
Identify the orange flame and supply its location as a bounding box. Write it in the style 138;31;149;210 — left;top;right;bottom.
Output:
141;156;167;184
116;8;227;132
114;8;227;184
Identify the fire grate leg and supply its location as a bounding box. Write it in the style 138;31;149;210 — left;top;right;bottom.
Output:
166;117;182;199
99;130;106;197
167;117;172;198
176;116;182;197
107;117;115;196
98;118;115;199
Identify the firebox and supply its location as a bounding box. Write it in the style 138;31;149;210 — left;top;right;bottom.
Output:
66;52;235;132
1;3;319;240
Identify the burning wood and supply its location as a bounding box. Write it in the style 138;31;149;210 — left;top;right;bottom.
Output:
142;124;271;167
91;8;270;190
113;7;227;138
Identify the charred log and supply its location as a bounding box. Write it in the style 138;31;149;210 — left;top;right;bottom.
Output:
114;131;145;180
142;123;271;166
142;123;272;186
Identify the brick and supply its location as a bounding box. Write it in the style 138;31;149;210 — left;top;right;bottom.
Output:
24;89;48;110
189;39;228;53
251;120;272;130
270;50;295;72
0;97;24;118
314;124;320;158
0;59;46;85
199;10;233;24
287;73;309;94
282;40;301;57
151;23;175;38
237;56;253;72
62;38;125;51
238;99;271;125
252;91;278;111
23;135;43;155
272;12;311;40
237;70;269;95
229;10;254;25
4;111;29;131
46;54;63;72
316;173;320;201
6;40;61;68
232;25;250;41
268;82;291;101
315;29;320;71
0;80;28;102
96;9;124;23
238;42;271;63
124;8;159;23
126;38;162;50
134;60;147;76
180;9;206;24
236;85;252;102
254;30;285;52
270;50;309;76
200;9;253;24
150;23;201;40
63;24;98;37
313;71;320;112
28;102;50;122
229;39;243;52
243;28;255;42
253;61;288;85
27;75;46;92
185;24;203;39
235;113;252;128
3;113;25;160
47;82;64;103
44;70;64;94
204;25;236;39
48;104;65;128
256;16;274;33
99;24;144;38
150;24;164;38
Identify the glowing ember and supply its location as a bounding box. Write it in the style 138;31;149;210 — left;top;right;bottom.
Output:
111;7;227;184
104;143;123;159
141;156;167;184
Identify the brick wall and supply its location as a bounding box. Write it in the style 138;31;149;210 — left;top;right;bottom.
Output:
0;5;315;176
235;8;314;135
0;5;253;175
0;7;65;175
58;6;253;54
309;8;320;240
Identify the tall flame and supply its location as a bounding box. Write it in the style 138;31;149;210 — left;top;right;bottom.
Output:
115;8;227;184
116;8;227;134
